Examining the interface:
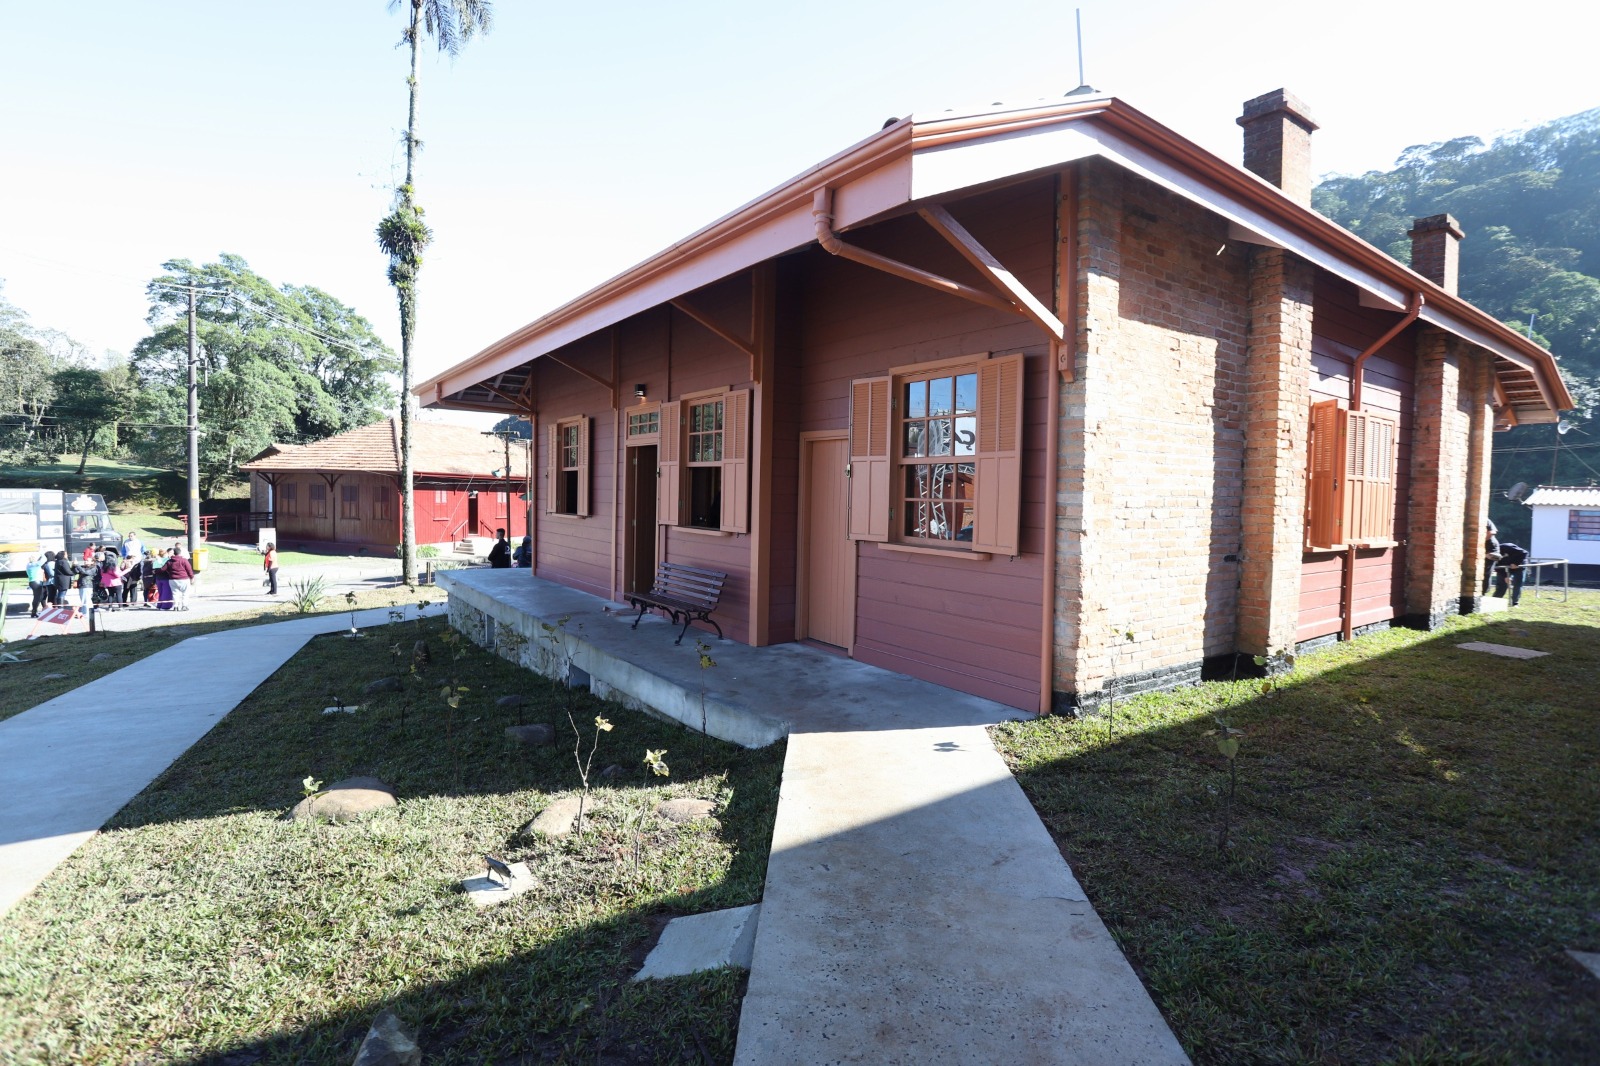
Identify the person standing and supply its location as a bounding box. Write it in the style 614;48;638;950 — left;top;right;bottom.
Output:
262;542;279;596
1482;519;1501;595
51;551;73;608
26;554;48;617
487;528;511;568
164;547;195;611
1492;541;1529;606
512;536;532;567
121;530;143;564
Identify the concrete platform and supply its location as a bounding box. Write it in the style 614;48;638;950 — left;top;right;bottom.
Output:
437;570;1027;746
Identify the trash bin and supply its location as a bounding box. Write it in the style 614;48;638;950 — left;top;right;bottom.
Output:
192;546;209;573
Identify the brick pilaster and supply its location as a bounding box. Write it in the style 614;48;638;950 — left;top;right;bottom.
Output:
1460;352;1495;611
1238;247;1313;661
1405;327;1471;627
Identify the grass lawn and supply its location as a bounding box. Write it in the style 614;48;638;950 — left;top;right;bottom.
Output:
0;614;781;1064
995;591;1600;1064
120;511;365;568
0;587;441;725
0;456;185;512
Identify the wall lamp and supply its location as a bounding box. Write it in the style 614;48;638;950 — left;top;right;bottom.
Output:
634;383;647;400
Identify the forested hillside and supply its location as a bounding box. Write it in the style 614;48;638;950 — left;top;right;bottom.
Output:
1315;108;1600;542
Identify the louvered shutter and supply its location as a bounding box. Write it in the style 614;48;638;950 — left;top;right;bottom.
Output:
848;377;891;542
545;422;559;514
577;417;592;517
1305;400;1343;549
971;353;1025;556
1344;410;1395;543
657;400;682;526
721;390;750;533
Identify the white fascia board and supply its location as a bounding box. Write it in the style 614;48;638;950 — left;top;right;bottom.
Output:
911;123;1410;312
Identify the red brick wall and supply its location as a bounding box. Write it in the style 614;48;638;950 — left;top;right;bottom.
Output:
1056;160;1252;701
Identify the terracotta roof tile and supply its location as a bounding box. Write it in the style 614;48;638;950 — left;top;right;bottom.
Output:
239;418;527;478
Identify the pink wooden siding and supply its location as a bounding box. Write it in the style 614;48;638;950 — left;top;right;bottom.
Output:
1299;274;1415;642
793;180;1053;709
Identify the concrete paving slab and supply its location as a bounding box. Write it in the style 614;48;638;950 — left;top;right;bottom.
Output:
1456;641;1550;659
462;861;536;907
1568;949;1600;980
0;603;444;917
634;904;760;981
734;727;1189;1065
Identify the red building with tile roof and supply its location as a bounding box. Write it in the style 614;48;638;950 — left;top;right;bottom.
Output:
240;418;529;549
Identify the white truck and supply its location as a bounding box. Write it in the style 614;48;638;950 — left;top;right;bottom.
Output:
0;489;124;576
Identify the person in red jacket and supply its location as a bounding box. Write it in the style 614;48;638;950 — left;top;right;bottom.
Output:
262;542;279;595
163;547;195;611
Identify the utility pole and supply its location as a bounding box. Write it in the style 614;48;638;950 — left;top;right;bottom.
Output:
187;286;201;557
501;431;512;536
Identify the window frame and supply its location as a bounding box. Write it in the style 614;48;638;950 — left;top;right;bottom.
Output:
340;484;360;520
546;416;591;518
1569;509;1600;541
658;389;750;534
1305;400;1399;550
373;484;393;522
309;482;328;519
281;482;298;517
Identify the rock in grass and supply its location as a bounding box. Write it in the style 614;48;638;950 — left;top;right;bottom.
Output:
657;799;717;824
352;1008;420;1066
91;652;114;663
41;673;67;681
363;676;403;695
523;795;585;838
505;723;554;747
291;776;397;824
495;693;528;708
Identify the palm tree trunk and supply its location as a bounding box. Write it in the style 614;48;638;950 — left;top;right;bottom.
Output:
397;0;423;586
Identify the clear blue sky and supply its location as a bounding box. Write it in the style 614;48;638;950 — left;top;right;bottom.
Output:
1;0;1593;390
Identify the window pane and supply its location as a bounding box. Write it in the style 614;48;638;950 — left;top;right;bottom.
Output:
929;419;953;456
929;463;955;498
929;377;953;416
905;380;926;418
955;373;977;414
904;465;928;496
903;500;930;538
903;422;925;457
954;415;976;455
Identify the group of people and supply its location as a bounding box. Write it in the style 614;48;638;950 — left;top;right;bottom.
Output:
1484;519;1530;606
24;532;196;617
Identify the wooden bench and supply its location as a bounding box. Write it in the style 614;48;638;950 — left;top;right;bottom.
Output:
627;563;726;645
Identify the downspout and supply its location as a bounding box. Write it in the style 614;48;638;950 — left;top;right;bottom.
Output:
1040;170;1074;715
1341;291;1422;642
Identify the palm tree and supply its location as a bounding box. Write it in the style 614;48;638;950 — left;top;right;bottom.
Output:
378;0;493;585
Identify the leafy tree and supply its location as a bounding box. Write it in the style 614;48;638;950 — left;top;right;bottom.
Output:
0;288;56;461
129;256;397;492
379;0;493;587
1316;107;1600;523
49;367;117;476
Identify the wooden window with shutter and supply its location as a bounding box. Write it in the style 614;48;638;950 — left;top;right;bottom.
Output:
547;417;590;517
721;389;750;534
848;377;891;542
1305;400;1397;550
850;353;1025;555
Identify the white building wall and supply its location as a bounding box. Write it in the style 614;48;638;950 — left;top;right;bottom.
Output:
1528;505;1600;565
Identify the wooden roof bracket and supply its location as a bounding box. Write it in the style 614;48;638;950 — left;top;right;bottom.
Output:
544;353;613;393
1351;291;1422;412
917;203;1067;347
670;290;762;384
811;187;1016;316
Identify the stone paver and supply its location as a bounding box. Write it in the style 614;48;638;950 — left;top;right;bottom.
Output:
1456;641;1550;659
634;904;760;981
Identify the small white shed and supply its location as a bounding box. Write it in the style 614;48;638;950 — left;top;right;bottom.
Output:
1524;486;1600;566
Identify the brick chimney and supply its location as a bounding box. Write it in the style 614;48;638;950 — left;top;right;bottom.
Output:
1237;89;1318;206
1408;213;1465;294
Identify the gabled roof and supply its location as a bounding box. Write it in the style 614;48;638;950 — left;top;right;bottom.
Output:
1524;486;1600;507
239;418;527;478
416;92;1572;425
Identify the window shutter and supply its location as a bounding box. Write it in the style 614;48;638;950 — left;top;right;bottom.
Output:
657;400;682;526
721;390;750;533
1305;400;1343;549
971;353;1025;556
577;417;592;517
848;376;891;542
1344;409;1395;544
545;422;559;514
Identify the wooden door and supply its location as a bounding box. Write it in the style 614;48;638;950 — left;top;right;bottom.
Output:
624;445;658;594
467;493;480;538
801;435;853;649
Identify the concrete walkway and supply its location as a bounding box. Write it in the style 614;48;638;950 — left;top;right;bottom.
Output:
441;570;1189;1064
0;603;444;916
